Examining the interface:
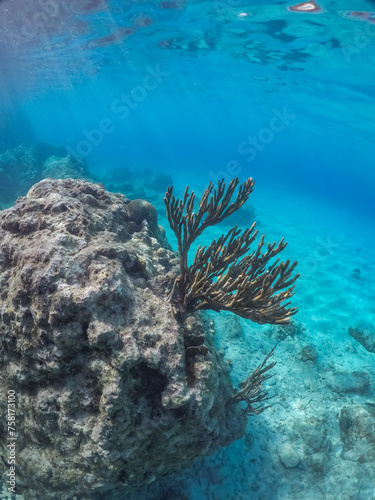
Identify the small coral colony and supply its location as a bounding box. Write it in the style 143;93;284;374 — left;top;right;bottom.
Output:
164;177;299;415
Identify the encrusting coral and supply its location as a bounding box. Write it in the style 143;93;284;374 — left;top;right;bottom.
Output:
164;177;299;324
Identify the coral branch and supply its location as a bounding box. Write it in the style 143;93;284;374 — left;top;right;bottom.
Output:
229;345;277;416
164;178;254;271
164;177;299;323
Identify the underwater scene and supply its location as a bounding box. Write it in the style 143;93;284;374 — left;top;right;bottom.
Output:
0;0;374;499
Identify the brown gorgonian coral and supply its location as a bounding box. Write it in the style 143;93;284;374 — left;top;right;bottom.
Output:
164;177;299;325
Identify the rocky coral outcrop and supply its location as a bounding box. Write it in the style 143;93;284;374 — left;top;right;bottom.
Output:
0;144;93;208
0;179;246;500
42;154;89;181
104;168;173;203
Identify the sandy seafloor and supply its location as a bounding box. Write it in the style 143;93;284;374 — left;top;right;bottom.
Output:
144;177;375;500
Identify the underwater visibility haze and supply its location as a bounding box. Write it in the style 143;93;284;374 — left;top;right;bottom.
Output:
0;0;375;499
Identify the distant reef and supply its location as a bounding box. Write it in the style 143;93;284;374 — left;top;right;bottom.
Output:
0;143;93;209
0;178;246;499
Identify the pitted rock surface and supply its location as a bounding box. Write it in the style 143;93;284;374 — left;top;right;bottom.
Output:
0;178;246;500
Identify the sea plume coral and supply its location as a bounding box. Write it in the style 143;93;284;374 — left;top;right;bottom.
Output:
229;345;277;416
164;177;299;324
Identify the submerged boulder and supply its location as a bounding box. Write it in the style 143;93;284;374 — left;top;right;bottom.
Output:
0;179;246;500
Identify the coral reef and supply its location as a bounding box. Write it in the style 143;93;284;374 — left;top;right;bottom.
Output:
164;177;299;324
219;202;258;228
42;154;88;180
105;168;173;203
106;181;147;201
144;170;173;194
0;144;93;208
0;179;246;500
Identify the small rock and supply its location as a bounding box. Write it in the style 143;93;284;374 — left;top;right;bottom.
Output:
350;268;361;280
303;378;311;389
339;406;375;462
349;326;375;353
309;452;326;472
277;442;301;468
221;313;243;339
323;370;370;394
294;416;327;451
299;345;318;362
267;320;305;341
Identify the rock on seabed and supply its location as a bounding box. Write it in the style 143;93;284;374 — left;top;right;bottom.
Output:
0;179;246;500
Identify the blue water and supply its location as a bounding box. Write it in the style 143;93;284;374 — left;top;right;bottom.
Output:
0;0;375;499
1;0;375;214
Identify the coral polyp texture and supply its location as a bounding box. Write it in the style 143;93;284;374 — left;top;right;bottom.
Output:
0;179;246;500
164;177;299;325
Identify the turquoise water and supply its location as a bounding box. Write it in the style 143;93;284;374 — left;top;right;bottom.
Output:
0;0;375;499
